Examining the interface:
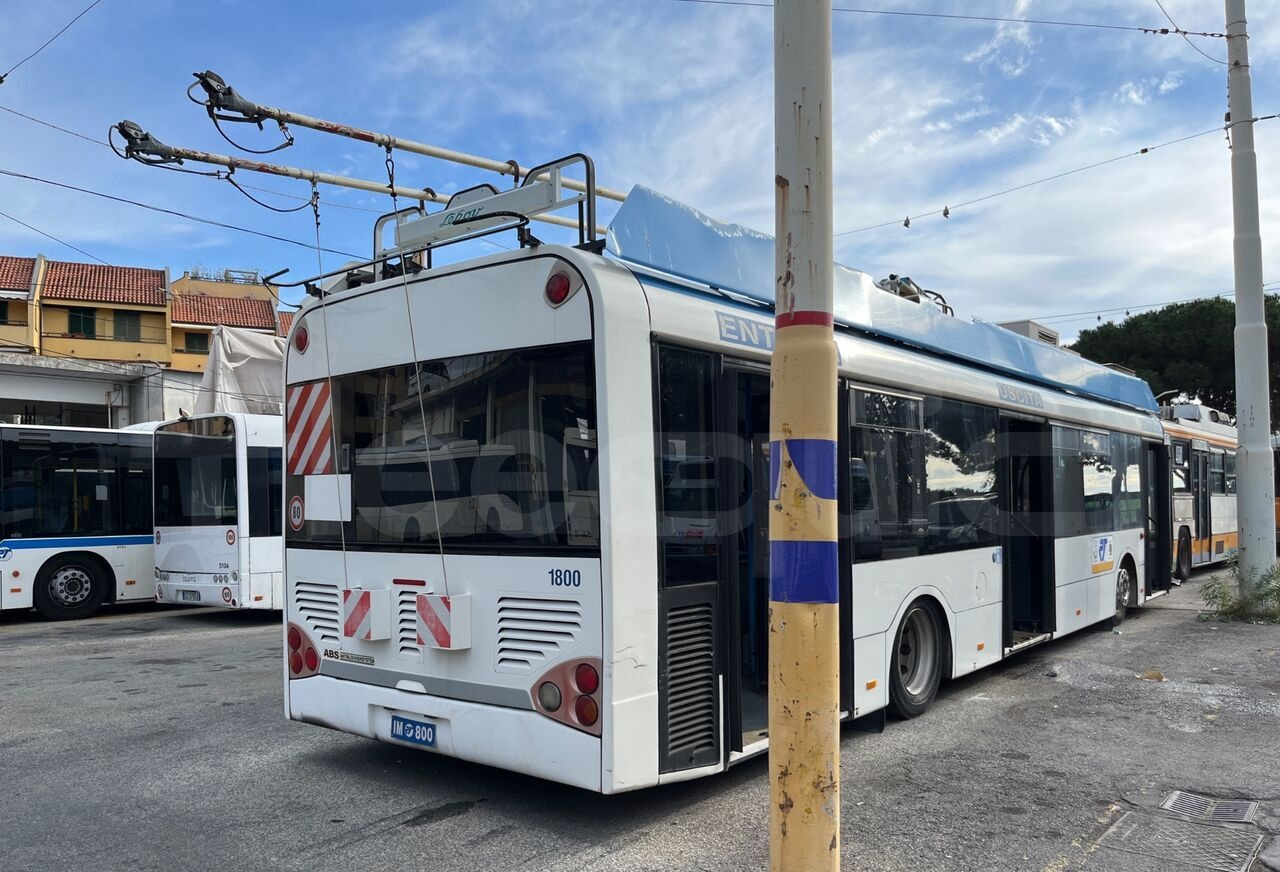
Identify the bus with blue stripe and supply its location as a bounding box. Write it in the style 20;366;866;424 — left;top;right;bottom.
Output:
0;423;156;620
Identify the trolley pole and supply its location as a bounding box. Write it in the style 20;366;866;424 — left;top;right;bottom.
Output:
1225;0;1276;590
769;1;840;869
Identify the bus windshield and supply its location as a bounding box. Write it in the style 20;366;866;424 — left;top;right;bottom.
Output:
155;417;237;527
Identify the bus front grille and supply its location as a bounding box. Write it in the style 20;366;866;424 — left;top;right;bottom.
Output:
662;601;717;769
294;581;341;646
495;597;582;673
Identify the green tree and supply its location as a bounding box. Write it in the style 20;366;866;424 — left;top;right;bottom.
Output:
1069;297;1280;417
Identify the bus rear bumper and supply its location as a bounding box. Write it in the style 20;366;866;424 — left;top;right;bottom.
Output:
287;674;603;792
156;580;254;609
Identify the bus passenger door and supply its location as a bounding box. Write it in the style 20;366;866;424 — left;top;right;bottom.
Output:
999;416;1055;650
1191;448;1210;562
1143;441;1172;594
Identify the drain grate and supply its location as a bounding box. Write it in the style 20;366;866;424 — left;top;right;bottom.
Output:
1161;791;1259;824
1098;812;1263;872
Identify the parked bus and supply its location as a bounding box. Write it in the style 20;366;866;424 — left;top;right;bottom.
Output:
0;423;155;619
153;413;283;609
281;165;1172;792
1162;404;1238;580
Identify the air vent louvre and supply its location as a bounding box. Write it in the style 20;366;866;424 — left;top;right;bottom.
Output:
294;581;340;645
664;603;716;758
397;589;420;655
496;597;582;672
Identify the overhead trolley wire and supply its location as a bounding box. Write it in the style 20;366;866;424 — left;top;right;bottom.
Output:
0;168;364;259
1023;281;1280;325
1153;0;1228;65
0;207;110;265
667;0;1226;38
0;0;104;85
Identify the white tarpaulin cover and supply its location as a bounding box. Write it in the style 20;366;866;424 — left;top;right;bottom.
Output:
194;325;285;415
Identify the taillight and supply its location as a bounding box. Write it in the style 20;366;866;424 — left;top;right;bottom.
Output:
574;694;599;727
286;622;320;679
574;663;599;695
293;321;309;354
532;657;602;735
545;272;572;306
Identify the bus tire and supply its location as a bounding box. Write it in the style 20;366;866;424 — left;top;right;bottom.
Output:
888;598;945;719
1175;530;1192;581
33;553;109;621
1112;559;1136;627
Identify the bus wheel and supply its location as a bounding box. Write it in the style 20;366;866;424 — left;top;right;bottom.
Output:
1175;530;1192;581
888;599;944;719
1112;562;1135;626
34;555;108;621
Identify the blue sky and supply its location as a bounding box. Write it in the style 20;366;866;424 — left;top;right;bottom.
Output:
1;0;1277;340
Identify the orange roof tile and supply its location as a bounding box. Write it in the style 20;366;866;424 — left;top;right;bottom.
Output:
277;310;294;336
0;256;35;293
43;260;166;306
172;294;277;330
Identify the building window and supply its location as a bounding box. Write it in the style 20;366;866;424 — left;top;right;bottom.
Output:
0;302;9;325
184;331;210;353
114;310;141;341
68;307;96;338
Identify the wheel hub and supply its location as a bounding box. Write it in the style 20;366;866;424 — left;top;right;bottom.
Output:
50;566;92;606
898;607;937;697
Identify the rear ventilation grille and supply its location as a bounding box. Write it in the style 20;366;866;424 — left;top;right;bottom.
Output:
397;589;420;655
495;597;582;673
293;581;340;645
664;603;717;762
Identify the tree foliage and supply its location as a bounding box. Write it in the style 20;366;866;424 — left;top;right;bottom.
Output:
1069;297;1280;418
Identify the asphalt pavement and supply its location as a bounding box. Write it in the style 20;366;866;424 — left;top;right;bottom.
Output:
1;574;1277;872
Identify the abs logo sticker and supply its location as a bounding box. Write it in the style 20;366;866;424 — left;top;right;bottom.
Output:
288;496;305;532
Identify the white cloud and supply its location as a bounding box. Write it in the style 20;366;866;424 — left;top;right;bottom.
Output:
964;0;1036;78
980;114;1028;144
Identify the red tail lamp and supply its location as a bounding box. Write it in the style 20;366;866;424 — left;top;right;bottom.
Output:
545;272;572;306
574;662;599;695
574;694;599;727
293;321;309;354
287;622;319;679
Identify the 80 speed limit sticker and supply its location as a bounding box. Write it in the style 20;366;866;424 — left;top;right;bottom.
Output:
289;495;305;532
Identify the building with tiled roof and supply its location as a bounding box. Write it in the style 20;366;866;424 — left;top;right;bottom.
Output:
277;310;294;337
0;255;35;294
38;259;170;363
42;260;167;307
0;256;38;354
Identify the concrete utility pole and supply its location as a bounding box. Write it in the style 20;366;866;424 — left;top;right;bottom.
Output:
1225;0;1276;589
770;1;840;870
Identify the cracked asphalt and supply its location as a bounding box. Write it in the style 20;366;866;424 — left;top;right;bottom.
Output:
1;573;1276;872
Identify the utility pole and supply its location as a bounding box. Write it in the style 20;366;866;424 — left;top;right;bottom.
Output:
1225;0;1276;590
770;1;840;870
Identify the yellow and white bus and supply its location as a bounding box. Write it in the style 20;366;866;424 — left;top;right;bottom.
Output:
1163;404;1238;580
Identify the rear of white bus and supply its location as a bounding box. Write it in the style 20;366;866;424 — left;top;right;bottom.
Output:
283;250;617;792
154;414;284;609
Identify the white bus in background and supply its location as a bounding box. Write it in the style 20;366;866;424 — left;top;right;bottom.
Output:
0;423;156;620
281;164;1173;793
1162;404;1239;580
153;413;283;609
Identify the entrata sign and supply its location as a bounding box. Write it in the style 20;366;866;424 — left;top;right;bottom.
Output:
288;496;305;532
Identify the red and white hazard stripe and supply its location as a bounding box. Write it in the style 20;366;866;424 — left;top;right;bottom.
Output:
416;594;452;649
343;589;373;639
286;381;334;476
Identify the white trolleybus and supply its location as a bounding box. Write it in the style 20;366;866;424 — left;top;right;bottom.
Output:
1162;404;1238;580
153;413;284;609
280;159;1173;793
0;423;156;620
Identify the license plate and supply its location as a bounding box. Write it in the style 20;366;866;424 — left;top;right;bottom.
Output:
180;590;201;602
389;715;436;748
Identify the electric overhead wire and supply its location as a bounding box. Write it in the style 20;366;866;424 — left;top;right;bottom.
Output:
1154;0;1228;65
0;208;110;265
0;0;104;84
1025;281;1280;325
0;168;363;259
667;0;1226;37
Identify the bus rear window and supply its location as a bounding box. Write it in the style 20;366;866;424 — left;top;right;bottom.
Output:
290;342;598;551
155;418;237;528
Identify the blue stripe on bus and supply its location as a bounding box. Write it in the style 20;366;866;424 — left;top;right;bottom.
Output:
769;540;839;604
0;535;154;550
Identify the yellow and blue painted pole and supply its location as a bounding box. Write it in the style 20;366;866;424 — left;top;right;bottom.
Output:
770;1;840;870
